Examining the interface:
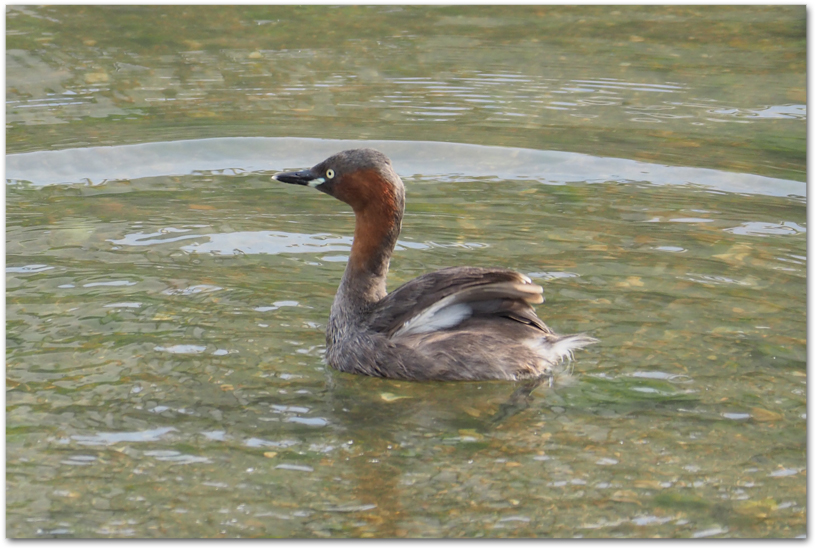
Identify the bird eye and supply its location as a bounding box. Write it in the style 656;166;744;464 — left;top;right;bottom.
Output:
326;169;335;179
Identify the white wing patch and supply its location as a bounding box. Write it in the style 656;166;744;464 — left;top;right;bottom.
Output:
393;280;544;338
395;300;472;337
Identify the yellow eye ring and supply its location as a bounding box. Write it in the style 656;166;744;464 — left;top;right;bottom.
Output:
326;169;335;179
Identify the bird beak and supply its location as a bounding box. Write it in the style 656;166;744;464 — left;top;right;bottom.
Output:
272;169;325;188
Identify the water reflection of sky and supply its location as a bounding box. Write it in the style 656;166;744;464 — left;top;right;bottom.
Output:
105;228;482;257
7;137;805;198
708;104;806;119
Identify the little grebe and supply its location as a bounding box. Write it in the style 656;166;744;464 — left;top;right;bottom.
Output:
273;148;595;381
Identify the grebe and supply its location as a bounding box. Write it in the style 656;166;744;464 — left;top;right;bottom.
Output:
273;148;595;381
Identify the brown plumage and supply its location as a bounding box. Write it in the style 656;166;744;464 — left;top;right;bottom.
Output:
272;148;596;382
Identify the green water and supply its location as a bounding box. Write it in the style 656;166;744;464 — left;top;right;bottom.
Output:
6;5;806;538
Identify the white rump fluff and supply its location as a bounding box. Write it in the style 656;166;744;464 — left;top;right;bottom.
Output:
524;334;598;365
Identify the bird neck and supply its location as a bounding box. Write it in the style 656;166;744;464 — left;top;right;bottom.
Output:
336;195;403;311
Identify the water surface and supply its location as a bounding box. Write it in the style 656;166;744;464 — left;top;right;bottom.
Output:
6;5;806;539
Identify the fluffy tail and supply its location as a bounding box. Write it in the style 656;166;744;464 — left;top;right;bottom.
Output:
523;332;598;379
550;333;598;362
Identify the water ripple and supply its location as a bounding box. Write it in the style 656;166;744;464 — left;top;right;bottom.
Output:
6;137;804;197
71;426;177;446
725;221;805;237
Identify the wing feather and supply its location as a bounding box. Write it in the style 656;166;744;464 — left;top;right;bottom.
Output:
365;266;549;337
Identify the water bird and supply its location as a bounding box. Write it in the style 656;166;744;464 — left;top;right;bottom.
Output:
272;148;595;382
